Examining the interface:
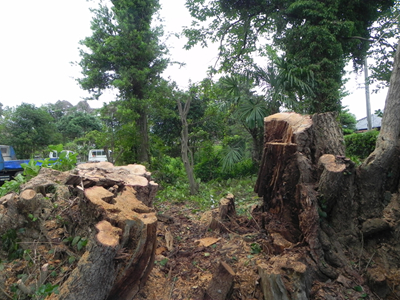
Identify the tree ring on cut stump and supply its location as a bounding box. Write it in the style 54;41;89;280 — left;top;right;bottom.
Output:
95;220;122;248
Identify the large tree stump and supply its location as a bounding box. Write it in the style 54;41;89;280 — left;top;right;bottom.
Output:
47;162;159;300
254;112;353;296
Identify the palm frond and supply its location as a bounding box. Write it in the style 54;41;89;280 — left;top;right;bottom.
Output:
220;146;243;172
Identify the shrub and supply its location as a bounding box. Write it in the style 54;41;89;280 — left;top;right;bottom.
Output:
345;130;379;160
151;155;186;185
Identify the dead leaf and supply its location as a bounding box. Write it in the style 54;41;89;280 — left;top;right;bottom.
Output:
194;237;221;247
156;247;168;255
336;274;353;288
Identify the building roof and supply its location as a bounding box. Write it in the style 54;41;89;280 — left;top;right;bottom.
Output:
356;114;382;131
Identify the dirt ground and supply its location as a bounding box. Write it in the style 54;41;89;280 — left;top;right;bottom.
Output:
138;200;266;300
0;182;266;300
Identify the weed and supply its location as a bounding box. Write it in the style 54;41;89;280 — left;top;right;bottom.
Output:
63;236;88;251
34;283;59;298
250;243;262;254
28;214;38;222
155;177;259;213
1;229;24;260
0;174;26;197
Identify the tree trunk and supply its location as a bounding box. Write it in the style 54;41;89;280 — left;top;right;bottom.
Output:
177;95;199;195
357;39;400;219
254;112;359;297
136;108;150;164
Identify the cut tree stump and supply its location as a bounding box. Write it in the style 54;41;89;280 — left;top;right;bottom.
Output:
258;254;311;300
219;193;236;220
204;261;235;300
207;194;237;232
254;112;351;297
46;162;159;300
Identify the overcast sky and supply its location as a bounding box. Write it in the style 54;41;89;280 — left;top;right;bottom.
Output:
0;0;388;119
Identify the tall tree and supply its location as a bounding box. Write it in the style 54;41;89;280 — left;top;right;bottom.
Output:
77;0;168;163
184;0;394;113
176;90;199;195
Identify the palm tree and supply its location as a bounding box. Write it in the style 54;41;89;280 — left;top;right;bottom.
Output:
216;55;315;169
254;56;315;113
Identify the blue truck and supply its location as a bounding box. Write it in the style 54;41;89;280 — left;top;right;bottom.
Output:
0;145;55;182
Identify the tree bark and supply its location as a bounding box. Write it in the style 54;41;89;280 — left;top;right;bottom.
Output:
177;94;199;195
136;108;150;164
50;221;121;300
358;39;400;219
254;112;351;296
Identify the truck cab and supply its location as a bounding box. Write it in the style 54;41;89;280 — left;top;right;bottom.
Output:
88;149;110;162
0;145;17;161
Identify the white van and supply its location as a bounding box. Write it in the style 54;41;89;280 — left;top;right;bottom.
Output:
88;149;110;162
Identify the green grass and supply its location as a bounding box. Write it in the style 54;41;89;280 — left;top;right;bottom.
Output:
155;176;262;215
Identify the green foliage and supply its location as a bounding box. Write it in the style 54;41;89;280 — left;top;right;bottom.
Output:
21;159;42;181
345;130;379;160
0;174;26;197
47;144;78;171
194;140;257;182
63;236;88;251
156;177;259;212
77;0;168;163
368;2;400;92
375;109;384;118
1;228;24;261
151;155;186;185
34;283;59;298
56;111;102;143
184;0;395;113
0;103;60;158
339;107;357;135
250;243;262;254
20;145;78;181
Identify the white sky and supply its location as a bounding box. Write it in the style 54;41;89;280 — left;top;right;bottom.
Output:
0;0;388;119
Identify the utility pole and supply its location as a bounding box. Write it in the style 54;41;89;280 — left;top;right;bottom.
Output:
364;57;372;130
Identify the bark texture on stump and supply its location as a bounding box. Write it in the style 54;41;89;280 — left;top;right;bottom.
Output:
254;112;354;297
50;221;121;300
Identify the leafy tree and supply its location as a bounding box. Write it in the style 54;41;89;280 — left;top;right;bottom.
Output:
339;107;357;135
184;0;394;113
77;0;168;163
253;49;315;113
45;100;74;122
56;111;102;143
216;73;267;163
368;2;400;92
0;103;60;158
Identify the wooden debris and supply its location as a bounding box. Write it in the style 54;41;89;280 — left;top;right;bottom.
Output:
204;261;235;300
165;229;174;252
258;255;310;300
194;237;221;247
